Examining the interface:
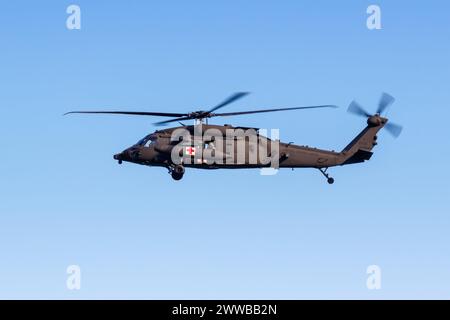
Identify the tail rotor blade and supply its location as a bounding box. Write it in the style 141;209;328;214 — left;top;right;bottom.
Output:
377;92;395;114
347;101;371;118
385;121;403;138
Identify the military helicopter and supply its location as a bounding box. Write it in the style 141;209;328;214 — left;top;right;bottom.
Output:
65;92;402;183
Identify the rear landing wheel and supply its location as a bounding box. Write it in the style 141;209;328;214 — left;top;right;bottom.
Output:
318;168;335;185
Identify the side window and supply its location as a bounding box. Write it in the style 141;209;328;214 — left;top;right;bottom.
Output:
145;138;155;147
204;142;215;150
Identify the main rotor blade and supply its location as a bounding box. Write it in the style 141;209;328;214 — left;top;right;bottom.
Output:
347;101;371;118
385;121;403;138
153;116;195;126
64;111;188;117
212;105;338;118
377;92;395;115
208;92;250;113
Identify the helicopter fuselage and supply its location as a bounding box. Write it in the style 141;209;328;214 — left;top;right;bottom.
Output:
113;119;386;183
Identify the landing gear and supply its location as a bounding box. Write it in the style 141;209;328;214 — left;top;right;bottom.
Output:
171;172;183;180
169;164;185;181
318;168;334;184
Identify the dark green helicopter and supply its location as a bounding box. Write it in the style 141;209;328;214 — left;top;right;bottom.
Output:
65;92;402;183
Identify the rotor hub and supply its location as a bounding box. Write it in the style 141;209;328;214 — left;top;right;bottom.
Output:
189;111;210;118
367;115;382;127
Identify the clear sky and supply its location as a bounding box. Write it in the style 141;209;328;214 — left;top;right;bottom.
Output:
0;1;449;299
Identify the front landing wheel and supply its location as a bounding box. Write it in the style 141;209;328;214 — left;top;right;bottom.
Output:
327;177;335;184
171;172;183;180
170;165;185;181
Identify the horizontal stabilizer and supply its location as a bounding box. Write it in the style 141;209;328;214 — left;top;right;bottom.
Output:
342;149;373;165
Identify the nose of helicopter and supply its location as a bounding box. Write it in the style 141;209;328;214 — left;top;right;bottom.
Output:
114;147;141;163
113;152;124;161
113;151;128;164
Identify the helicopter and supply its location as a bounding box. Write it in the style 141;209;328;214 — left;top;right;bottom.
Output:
65;92;402;184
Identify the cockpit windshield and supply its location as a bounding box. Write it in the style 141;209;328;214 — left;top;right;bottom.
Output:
136;134;157;147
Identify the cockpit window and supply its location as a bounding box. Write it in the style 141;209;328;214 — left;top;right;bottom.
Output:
136;134;156;147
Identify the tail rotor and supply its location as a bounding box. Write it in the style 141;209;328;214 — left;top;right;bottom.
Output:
347;92;403;138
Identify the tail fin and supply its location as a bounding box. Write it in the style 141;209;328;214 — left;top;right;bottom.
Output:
338;117;387;165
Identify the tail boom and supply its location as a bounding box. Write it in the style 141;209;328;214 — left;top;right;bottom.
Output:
337;116;388;166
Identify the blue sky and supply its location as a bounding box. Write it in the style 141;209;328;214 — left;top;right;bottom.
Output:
0;1;449;299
